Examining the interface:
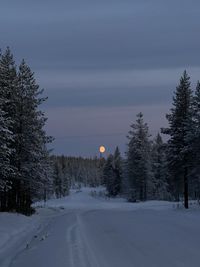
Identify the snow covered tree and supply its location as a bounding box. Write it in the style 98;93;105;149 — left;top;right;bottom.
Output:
0;105;12;183
59;155;70;196
0;49;13;187
103;154;115;196
126;112;152;201
53;161;64;198
103;148;123;197
0;48;53;214
162;71;193;208
0;105;13;210
190;81;200;199
52;155;104;197
112;147;123;196
0;48;18;211
15;59;53;214
151;133;170;200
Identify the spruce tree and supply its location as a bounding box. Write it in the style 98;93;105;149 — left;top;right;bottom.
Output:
16;59;53;213
103;154;115;196
112;147;123;196
0;50;13;187
0;105;13;210
151;133;170;200
0;103;12;185
0;48;53;214
191;81;200;199
53;161;63;198
162;71;193;208
127;112;151;201
0;48;18;211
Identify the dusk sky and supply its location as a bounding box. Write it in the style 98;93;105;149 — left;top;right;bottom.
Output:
1;0;200;156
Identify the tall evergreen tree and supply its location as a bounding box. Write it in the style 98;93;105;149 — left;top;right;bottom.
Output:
191;81;200;198
16;59;53;213
0;101;12;183
162;71;193;208
0;48;53;214
112;147;123;196
127;112;152;201
60;155;70;196
151;133;170;200
0;104;13;210
0;50;13;185
103;154;115;196
103;148;123;197
53;161;64;198
0;48;19;211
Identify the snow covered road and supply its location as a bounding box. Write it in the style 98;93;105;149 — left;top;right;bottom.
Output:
7;189;200;267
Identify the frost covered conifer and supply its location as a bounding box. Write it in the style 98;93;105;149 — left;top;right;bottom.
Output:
0;106;12;193
103;154;114;196
151;133;170;200
162;71;193;208
0;48;53;214
53;160;64;198
112;147;123;196
0;48;18;211
16;59;53;213
127;112;152;201
103;148;123;197
191;81;200;198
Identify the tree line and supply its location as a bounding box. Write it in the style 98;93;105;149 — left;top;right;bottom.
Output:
52;155;105;198
103;71;200;209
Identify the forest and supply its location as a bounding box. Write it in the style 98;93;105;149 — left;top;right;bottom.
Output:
0;48;200;215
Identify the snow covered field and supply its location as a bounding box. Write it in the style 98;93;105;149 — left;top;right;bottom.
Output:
1;188;200;267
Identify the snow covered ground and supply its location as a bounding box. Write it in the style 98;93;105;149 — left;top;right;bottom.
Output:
1;188;200;267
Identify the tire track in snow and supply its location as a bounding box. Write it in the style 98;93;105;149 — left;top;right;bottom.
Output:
76;212;108;267
66;212;102;267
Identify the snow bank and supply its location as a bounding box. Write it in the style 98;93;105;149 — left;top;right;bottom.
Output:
0;207;65;267
0;213;38;251
0;212;40;266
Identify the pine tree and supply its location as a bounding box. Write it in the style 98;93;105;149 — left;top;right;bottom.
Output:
0;104;12;185
103;154;115;196
112;147;123;196
0;105;13;210
0;48;18;211
16;59;53;213
103;149;123;197
0;48;53;214
162;71;193;208
0;49;13;188
151;133;170;200
53;161;63;198
127;112;152;201
191;81;200;199
60;155;70;196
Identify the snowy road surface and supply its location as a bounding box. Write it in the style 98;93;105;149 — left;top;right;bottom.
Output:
6;189;200;267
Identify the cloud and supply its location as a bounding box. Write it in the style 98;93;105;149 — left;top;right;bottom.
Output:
39;67;200;108
38;67;200;89
1;0;200;71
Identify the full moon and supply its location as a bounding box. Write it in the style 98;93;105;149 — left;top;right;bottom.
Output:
99;146;106;153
